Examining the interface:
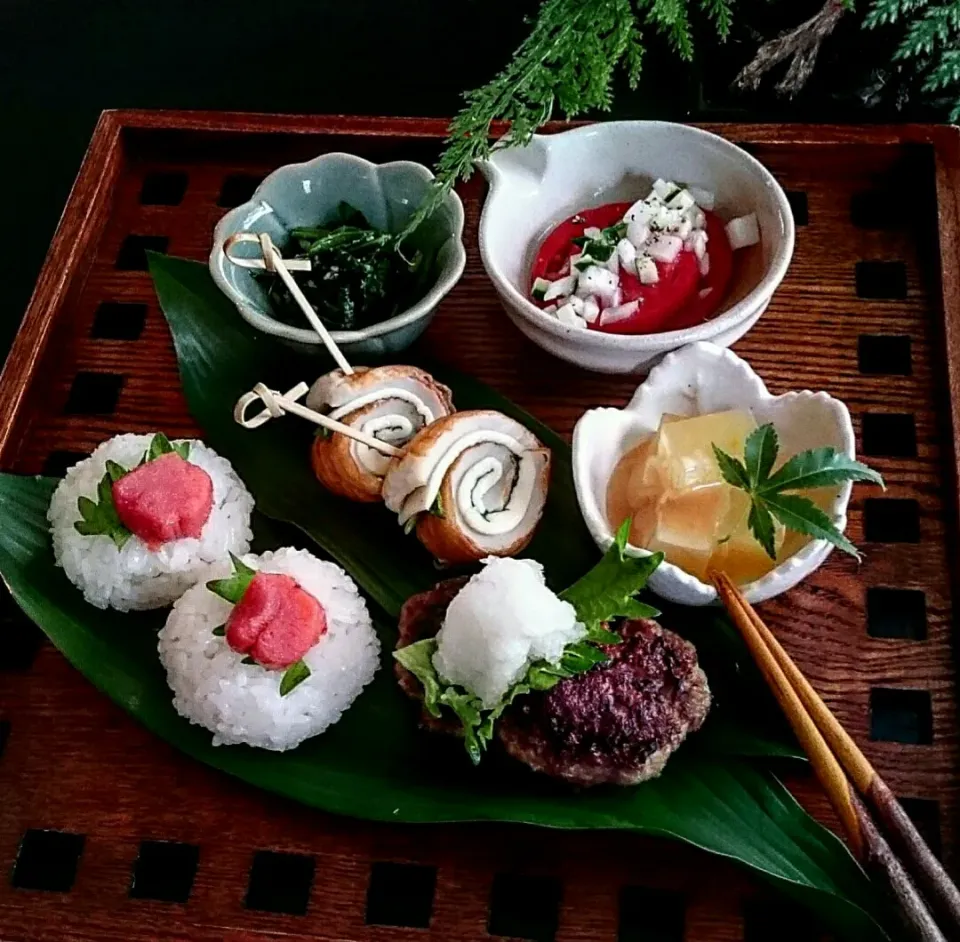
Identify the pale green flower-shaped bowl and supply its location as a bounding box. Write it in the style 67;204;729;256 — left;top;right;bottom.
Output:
210;153;466;358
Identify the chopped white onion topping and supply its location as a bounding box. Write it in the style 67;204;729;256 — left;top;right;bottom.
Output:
652;178;674;200
604;251;620;275
626;219;650;248
699;252;711;277
576;265;619;305
636;256;659;284
686;229;708;261
542;304;557;314
725;212;760;250
599;300;640;327
580;296;601;323
555;303;587;329
584;226;602;240
646;234;683;264
688;186;715;210
667;188;696;212
624;198;655;225
543;273;577;302
617;238;637;272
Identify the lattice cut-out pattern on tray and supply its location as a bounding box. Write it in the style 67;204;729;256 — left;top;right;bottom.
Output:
129;840;200;903
0;116;958;942
365;861;436;928
244;850;315;915
12;830;85;892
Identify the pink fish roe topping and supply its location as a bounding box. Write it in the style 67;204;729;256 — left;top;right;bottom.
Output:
225;571;326;670
112;452;213;549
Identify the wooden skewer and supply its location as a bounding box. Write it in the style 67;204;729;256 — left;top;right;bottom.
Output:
234;382;402;458
222;232;354;376
712;572;954;942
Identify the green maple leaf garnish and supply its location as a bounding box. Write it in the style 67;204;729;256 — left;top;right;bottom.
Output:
207;553;257;603
73;460;132;549
712;424;885;561
393;518;663;765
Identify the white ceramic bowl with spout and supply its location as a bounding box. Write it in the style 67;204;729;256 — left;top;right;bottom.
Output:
478;122;794;375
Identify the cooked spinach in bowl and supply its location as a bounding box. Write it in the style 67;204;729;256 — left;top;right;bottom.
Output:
260;202;435;331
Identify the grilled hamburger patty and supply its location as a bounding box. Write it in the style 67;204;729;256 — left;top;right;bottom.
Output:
498;619;711;786
395;577;468;734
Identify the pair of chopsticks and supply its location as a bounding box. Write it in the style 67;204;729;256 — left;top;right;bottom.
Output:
712;572;960;942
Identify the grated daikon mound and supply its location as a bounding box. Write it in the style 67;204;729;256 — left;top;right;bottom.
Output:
432;557;584;708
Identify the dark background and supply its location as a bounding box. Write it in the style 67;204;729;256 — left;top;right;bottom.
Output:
1;0;928;356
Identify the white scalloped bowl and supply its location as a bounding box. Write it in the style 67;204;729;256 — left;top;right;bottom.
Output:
478;121;794;375
572;342;855;605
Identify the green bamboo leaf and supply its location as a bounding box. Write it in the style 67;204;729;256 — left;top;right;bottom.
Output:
762;493;861;558
760;448;884;495
128;255;894;939
744;423;779;488
712;444;751;490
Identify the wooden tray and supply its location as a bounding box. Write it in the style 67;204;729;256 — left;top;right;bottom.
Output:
0;110;957;942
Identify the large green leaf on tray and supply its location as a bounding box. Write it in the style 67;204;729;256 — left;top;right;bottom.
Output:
149;252;596;614
0;473;888;940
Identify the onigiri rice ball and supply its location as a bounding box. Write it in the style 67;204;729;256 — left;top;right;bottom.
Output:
158;547;380;750
48;433;254;611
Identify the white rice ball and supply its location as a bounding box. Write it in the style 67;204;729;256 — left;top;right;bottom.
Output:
433;557;585;708
48;434;254;611
158;547;380;751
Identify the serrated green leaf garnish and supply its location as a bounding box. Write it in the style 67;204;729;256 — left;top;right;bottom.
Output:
713;422;884;561
559;518;662;631
280;659;311;696
73;465;133;549
212;625;225;637
241;655;256;665
392;519;663;764
142;433;190;465
207;553;257;604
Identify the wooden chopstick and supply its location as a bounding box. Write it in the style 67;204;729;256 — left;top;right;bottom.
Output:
712;572;956;942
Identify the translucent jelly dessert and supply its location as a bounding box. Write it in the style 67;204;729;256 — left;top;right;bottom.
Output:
605;410;808;584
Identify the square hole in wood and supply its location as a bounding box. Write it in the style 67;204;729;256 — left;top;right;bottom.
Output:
618;886;685;942
92;301;148;340
851;190;903;229
488;874;562;942
870;688;933;744
139;171;188;206
42;450;88;477
116;235;169;271
863;498;920;543
866;588;927;640
0;720;9;758
217;174;262;208
64;372;123;415
244;850;315;915
0;583;45;670
861;412;917;458
785;191;808;226
858;334;912;375
743;899;819;941
12;830;85;892
365;861;436;928
130;840;199;903
855;261;907;300
898;797;942;858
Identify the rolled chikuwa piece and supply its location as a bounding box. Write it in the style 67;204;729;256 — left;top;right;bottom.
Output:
382;410;552;565
306;366;455;502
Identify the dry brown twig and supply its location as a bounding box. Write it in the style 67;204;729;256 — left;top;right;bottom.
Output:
735;0;847;96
